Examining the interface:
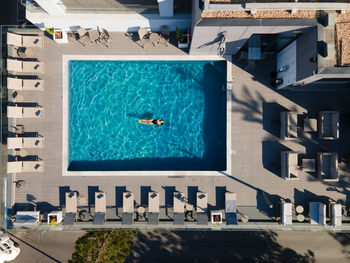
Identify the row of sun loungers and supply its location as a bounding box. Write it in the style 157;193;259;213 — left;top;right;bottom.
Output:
280;200;342;227
13;191;342;228
280;111;340;140
6;33;45;176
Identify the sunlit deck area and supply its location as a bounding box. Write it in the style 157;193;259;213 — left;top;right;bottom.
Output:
3;28;350;230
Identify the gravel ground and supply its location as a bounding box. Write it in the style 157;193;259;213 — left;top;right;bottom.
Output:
201;10;319;19
335;23;350;66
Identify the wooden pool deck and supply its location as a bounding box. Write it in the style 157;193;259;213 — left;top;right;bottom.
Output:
5;29;350;225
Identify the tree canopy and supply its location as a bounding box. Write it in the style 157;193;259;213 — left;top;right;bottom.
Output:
70;230;138;263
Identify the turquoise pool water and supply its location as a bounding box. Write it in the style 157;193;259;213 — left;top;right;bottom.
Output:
68;60;226;171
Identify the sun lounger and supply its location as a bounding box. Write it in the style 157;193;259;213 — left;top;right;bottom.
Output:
7;106;44;118
196;192;208;225
225;192;238;225
7;137;44;149
7;59;44;74
7;161;44;173
7;77;44;91
7;32;43;48
93;192;106;225
122;192;134;225
331;203;342;227
280;111;298;140
77;27;91;46
317;152;338;182
13;211;40;225
148;191;159;225
280;201;292;226
63;192;77;225
309;202;326;226
173;191;185;225
281;151;300;180
318;111;339;140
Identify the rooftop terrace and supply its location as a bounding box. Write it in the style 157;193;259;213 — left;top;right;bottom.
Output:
3;28;350;230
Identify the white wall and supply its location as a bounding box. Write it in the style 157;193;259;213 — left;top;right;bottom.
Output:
26;11;191;32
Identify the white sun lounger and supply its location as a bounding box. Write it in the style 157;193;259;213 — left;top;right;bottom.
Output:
225;192;238;225
7;137;44;149
64;192;78;225
7;32;43;48
173;191;185;225
122;191;134;225
148;191;159;225
7;106;44;118
94;192;107;225
13;211;40;225
331;203;342;227
7;59;44;74
196;191;208;225
281;201;293;226
7;77;44;91
7;161;44;173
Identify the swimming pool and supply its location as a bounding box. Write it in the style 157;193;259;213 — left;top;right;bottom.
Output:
63;56;230;174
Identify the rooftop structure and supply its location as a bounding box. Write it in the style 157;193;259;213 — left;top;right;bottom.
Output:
1;0;350;232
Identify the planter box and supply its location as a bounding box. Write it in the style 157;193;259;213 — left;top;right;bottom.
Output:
177;34;189;49
53;29;68;44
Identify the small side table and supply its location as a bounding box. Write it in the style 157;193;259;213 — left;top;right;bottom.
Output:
302;159;316;172
137;206;145;214
241;215;249;223
185;203;193;211
296;205;304;214
303;118;317;132
297;214;305;222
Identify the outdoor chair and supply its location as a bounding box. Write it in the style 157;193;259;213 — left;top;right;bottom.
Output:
76;27;91;46
7;161;44;173
317;152;338;182
7;59;44;74
318;111;339;140
99;28;111;47
7;137;44;149
122;191;134;225
7;77;44;91
93;192;106;225
13;211;40;225
138;28;151;48
280;200;292;226
160;26;170;46
281;151;300;180
63;192;78;225
280;111;298;140
148;191;159;225
7;106;44;118
88;29;100;43
309;202;326;226
7;32;43;48
173;191;185;225
225;192;238;225
196;191;208;225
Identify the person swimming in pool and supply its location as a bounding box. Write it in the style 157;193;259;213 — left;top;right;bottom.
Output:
138;119;164;126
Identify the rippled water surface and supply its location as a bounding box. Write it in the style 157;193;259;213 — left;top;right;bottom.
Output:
68;60;226;171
